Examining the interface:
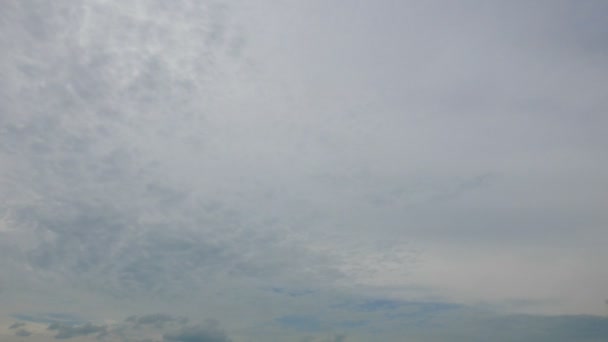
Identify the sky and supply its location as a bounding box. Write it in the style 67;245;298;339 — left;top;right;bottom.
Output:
0;0;607;341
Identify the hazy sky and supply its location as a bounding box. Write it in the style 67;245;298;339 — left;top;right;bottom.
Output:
1;1;607;341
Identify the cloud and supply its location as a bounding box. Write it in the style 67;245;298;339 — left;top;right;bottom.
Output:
0;0;607;341
271;287;315;297
162;321;232;342
300;335;347;342
436;313;608;342
331;298;608;342
126;313;189;328
47;322;107;339
333;335;347;342
15;329;31;337
276;315;325;332
10;313;84;326
9;322;25;329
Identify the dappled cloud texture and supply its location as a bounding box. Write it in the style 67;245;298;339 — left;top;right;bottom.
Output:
1;1;607;341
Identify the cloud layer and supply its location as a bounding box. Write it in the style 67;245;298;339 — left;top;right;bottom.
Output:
1;0;607;341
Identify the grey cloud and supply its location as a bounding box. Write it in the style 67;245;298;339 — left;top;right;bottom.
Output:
15;329;32;337
162;321;232;342
1;0;607;341
10;313;84;326
0;0;415;309
271;294;608;342
333;335;346;342
126;313;189;328
439;314;608;342
344;301;608;342
48;322;107;340
87;314;229;342
301;334;347;342
9;322;25;329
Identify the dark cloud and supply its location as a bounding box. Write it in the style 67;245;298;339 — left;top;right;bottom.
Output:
300;335;347;342
277;315;325;332
346;302;608;342
9;322;25;329
126;313;188;328
270;287;315;297
15;329;31;337
48;322;107;339
11;313;84;326
162;321;232;342
333;297;464;324
333;335;347;342
477;314;608;342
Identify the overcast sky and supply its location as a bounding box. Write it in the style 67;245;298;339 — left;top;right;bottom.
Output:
1;1;607;341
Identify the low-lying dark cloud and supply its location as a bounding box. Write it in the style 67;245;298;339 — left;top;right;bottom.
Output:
336;301;608;342
162;321;232;342
300;334;348;342
15;329;32;337
10;313;86;327
9;322;25;329
126;313;189;328
48;322;107;339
